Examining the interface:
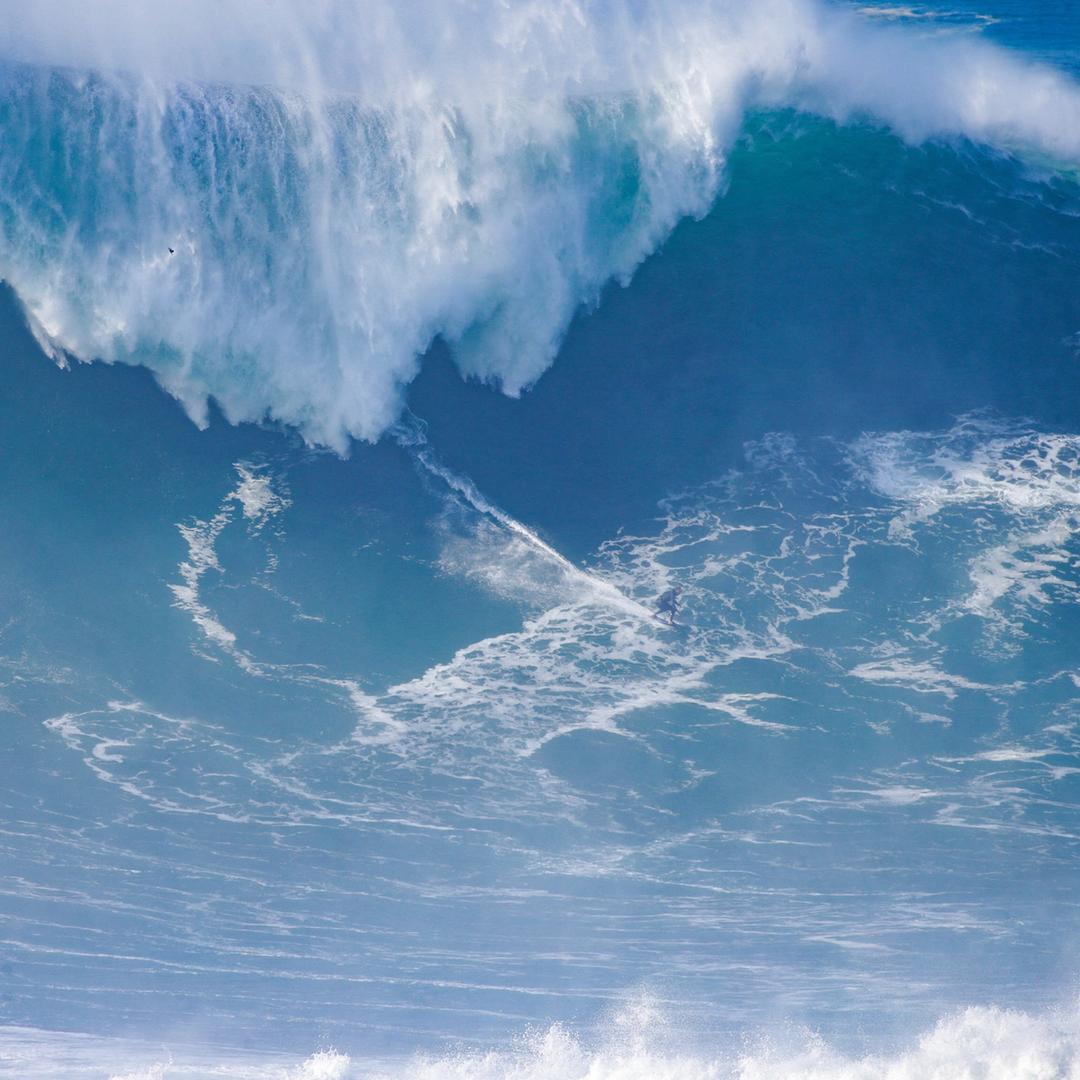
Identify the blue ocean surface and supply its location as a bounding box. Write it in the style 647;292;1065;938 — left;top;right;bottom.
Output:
3;0;1080;1076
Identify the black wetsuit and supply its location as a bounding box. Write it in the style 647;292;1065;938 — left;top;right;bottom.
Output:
657;588;680;624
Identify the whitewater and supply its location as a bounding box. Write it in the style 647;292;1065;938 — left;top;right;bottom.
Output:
3;0;1080;1077
7;1000;1080;1078
0;0;1079;446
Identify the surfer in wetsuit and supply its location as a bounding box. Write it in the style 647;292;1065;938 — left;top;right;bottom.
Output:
657;585;682;626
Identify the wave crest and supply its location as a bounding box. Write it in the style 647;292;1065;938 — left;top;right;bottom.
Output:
1;1;1079;446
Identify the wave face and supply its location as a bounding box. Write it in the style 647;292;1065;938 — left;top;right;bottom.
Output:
2;0;1080;445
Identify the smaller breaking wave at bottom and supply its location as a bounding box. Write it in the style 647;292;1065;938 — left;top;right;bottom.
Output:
4;998;1080;1079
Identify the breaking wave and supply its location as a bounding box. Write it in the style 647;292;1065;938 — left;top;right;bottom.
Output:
5;999;1080;1078
1;1;1080;447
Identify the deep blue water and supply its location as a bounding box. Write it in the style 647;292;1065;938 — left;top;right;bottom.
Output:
3;1;1080;1077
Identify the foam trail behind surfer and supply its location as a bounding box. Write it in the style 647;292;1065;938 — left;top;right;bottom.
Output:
394;412;658;621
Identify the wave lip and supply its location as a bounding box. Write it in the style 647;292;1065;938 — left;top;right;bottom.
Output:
1;1;1080;447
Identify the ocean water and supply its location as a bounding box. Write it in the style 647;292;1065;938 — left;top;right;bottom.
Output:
3;1;1080;1077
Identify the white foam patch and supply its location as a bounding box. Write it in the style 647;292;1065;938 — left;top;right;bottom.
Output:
853;4;999;30
291;1053;352;1080
43;701;264;823
0;5;1079;446
168;462;290;670
109;1067;168;1080
850;418;1080;643
851;418;1080;528
170;509;240;659
848;657;997;698
966;518;1078;618
231;464;291;531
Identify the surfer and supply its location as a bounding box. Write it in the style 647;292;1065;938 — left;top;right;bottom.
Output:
656;585;682;626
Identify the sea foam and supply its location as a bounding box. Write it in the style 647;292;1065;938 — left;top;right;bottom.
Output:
0;1;1079;448
4;1001;1080;1078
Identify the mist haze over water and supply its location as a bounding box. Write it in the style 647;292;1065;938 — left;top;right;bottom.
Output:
3;1;1080;1077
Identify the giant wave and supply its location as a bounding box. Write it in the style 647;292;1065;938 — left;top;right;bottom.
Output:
2;0;1080;447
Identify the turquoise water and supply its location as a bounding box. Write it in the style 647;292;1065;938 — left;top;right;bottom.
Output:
3;1;1080;1076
